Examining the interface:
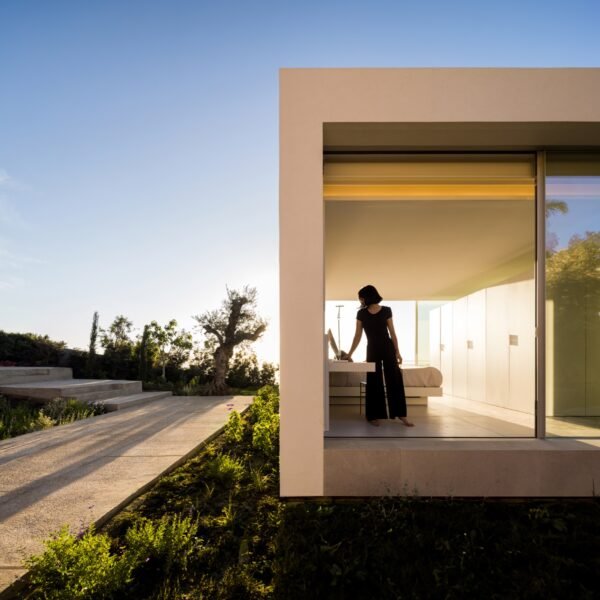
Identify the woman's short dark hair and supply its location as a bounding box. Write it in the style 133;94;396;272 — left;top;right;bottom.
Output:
358;285;382;306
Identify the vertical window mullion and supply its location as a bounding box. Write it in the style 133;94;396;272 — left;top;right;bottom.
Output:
536;151;547;439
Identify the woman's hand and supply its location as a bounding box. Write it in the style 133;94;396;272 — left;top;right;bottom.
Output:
396;351;403;364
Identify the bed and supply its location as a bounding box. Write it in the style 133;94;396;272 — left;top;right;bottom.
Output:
329;363;443;406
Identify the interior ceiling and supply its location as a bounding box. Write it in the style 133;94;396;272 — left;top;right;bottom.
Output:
325;200;535;300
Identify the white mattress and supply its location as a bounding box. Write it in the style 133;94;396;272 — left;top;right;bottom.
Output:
329;366;443;388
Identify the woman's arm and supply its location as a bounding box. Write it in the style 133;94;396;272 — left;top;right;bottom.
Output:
387;318;403;364
345;320;363;362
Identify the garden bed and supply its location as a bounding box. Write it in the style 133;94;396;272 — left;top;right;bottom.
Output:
0;395;107;441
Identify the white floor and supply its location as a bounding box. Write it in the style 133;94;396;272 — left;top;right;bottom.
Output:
326;395;600;438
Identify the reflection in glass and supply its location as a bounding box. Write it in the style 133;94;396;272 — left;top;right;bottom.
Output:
546;154;600;436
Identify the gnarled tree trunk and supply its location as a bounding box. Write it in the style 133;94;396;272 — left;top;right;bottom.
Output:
206;346;233;395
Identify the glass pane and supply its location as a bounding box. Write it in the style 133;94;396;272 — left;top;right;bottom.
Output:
416;301;445;366
324;153;536;438
546;153;600;437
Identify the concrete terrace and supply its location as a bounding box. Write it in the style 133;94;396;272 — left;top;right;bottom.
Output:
0;394;252;594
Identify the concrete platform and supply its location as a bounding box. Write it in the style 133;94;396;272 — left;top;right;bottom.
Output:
324;437;600;497
103;391;173;411
0;394;252;595
0;379;143;402
0;367;73;386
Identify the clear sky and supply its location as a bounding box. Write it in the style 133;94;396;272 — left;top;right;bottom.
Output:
1;0;599;363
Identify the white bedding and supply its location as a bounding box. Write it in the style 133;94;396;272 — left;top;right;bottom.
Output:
329;366;443;388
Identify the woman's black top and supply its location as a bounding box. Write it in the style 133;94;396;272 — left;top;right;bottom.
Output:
357;306;393;352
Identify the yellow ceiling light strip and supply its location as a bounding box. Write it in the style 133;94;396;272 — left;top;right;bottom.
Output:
324;182;535;201
323;156;536;201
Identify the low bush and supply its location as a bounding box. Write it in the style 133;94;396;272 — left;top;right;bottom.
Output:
26;515;201;600
0;396;52;439
0;396;106;440
125;514;199;576
25;525;134;599
204;454;246;487
41;397;106;424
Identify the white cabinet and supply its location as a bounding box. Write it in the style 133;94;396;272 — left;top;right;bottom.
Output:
429;307;441;370
507;279;535;413
431;279;534;413
467;290;486;403
485;284;509;407
440;303;453;395
452;297;468;398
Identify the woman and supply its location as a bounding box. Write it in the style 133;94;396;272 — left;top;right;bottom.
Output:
346;285;414;427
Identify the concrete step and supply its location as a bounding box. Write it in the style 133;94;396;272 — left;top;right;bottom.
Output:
0;367;73;385
103;391;173;411
0;379;143;402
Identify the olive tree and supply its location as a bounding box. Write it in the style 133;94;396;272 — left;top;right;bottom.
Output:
193;286;267;395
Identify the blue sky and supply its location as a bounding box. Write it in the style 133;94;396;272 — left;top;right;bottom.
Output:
1;0;599;362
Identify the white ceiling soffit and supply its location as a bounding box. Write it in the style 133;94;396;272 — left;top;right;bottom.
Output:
324;155;535;300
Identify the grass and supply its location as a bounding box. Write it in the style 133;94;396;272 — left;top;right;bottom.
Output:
22;385;600;599
0;395;107;440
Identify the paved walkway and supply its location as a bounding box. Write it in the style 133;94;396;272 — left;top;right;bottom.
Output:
0;395;252;593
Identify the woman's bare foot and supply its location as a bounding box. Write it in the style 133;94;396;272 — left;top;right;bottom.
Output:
397;417;414;427
368;419;381;427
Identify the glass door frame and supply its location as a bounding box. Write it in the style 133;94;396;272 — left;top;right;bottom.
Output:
536;151;546;439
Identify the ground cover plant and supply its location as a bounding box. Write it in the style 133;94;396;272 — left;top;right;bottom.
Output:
0;396;106;440
23;385;600;599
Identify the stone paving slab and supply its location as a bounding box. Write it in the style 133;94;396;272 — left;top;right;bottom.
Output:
0;395;252;594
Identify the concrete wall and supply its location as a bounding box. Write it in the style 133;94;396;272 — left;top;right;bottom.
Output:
279;68;600;497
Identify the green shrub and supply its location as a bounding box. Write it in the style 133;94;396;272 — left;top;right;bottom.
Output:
125;513;199;576
25;516;199;599
252;415;279;456
247;386;279;457
224;410;245;444
33;412;55;430
0;396;48;439
25;526;134;599
205;454;245;487
0;396;106;440
41;397;106;424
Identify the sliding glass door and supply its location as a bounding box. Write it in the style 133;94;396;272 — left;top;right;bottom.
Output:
324;153;536;437
545;153;600;437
